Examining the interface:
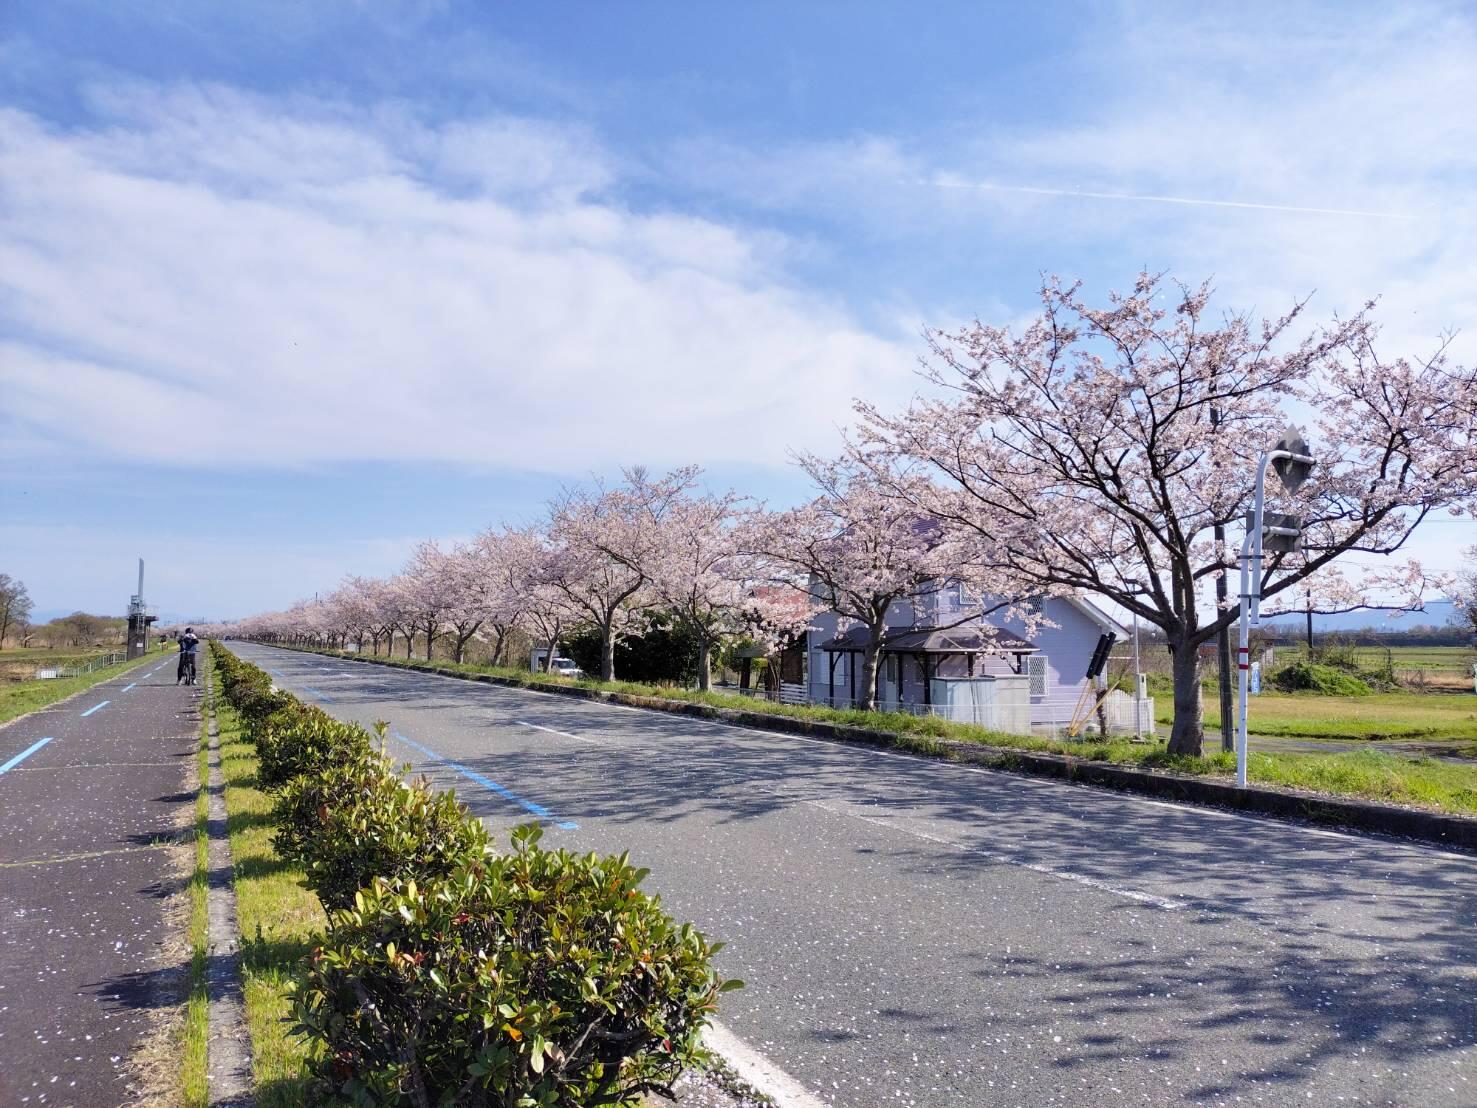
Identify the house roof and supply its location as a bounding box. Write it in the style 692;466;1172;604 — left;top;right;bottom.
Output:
1060;595;1129;638
820;623;1037;654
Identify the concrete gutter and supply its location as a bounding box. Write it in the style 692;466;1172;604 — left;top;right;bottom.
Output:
274;647;1477;854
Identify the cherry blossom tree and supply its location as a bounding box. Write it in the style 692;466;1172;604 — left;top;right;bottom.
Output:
741;457;967;711
545;468;696;681
632;483;751;691
501;527;579;673
1454;546;1477;637
470;528;533;667
856;273;1477;755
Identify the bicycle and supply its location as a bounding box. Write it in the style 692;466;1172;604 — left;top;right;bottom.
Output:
177;653;197;686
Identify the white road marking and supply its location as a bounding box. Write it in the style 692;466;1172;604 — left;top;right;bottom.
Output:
258;647;1476;862
803;798;1186;911
514;720;601;745
702;1020;827;1108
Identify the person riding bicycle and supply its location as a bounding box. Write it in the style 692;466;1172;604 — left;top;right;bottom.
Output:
176;628;200;685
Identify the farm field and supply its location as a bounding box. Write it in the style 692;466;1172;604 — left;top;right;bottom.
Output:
1274;643;1476;683
1179;689;1477;745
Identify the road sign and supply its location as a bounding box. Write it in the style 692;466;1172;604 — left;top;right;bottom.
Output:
1272;425;1315;492
1245;510;1303;553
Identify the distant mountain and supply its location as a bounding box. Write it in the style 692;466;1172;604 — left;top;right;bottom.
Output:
1261;599;1459;633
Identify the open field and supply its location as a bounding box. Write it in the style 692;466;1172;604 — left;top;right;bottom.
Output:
1186;689;1477;744
0;650;157;725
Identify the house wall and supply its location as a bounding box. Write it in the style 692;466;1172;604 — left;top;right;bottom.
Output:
806;586;1117;729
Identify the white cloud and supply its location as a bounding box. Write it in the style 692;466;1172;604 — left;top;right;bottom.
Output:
0;86;913;472
665;3;1477;358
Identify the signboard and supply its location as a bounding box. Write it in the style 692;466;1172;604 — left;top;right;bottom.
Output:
1250;661;1261;695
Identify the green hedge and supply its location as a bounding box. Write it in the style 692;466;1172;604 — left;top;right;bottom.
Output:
208;643;732;1106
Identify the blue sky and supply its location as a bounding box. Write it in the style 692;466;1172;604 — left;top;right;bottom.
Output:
3;1;1475;621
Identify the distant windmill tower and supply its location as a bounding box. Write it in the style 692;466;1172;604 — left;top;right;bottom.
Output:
126;558;158;659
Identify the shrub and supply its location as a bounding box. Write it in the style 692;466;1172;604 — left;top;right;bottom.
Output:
255;708;377;792
293;825;736;1107
1269;661;1374;696
274;752;491;913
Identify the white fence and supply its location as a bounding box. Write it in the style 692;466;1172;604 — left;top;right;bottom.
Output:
734;682;809;706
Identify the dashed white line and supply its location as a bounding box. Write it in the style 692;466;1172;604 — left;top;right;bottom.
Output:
514;720;601;745
805;797;1185;910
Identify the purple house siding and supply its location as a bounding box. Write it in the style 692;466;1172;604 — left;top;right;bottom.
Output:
806;585;1124;729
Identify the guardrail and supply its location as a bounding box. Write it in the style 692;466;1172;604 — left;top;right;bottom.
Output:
34;652;128;680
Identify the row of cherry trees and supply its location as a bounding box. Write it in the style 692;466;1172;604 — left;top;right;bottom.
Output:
205;274;1477;755
214;467;820;691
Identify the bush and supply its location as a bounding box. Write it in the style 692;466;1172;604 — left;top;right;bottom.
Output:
256;708;377;792
1269;661;1374;696
274;750;491;913
294;825;735;1107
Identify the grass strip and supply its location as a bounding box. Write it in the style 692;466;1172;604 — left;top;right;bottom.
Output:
0;648;164;726
182;686;210;1106
214;675;318;1106
295;647;1477;817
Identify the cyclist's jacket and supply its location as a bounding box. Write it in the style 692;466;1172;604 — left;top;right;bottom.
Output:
179;633;200;654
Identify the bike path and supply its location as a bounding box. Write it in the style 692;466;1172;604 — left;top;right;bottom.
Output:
0;656;199;1107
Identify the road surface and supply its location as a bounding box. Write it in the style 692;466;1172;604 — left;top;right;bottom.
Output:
232;643;1477;1107
0;654;197;1107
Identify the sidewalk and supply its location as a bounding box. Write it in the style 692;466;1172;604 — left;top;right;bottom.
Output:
0;657;199;1106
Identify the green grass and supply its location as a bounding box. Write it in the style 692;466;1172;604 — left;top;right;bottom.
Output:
215;679;318;1105
1250;748;1477;813
183;683;211;1107
1277;643;1476;675
0;650;157;725
1177;688;1477;741
0;644;131;660
301;648;1477;816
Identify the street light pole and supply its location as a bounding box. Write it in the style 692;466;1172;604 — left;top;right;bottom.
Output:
1236;432;1315;787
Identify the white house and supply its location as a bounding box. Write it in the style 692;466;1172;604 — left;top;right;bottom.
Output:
805;583;1138;736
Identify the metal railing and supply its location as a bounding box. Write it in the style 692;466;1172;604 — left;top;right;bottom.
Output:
34;652;127;680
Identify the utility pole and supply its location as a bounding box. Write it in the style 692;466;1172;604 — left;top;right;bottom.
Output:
1305;588;1314;653
1212;403;1235;753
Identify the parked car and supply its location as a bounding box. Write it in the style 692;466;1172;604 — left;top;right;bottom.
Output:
549;656;583;678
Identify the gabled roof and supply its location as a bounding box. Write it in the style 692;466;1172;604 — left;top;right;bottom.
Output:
820;623;1037;654
1060;595;1129;638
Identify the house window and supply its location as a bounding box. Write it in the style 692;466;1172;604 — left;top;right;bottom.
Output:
1026;655;1049;697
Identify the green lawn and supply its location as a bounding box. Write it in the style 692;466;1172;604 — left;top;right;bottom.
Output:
215;687;318;1105
0;650;157;726
1182;689;1477;742
1276;644;1476;675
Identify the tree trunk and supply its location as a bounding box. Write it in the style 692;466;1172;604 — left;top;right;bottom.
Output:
491;629;506;667
404;630;413;659
600;629;616;682
858;634;883;711
1166;644;1205;756
696;638;712;692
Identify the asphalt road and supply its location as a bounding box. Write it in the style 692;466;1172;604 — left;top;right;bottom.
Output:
0;652;198;1107
231;643;1477;1107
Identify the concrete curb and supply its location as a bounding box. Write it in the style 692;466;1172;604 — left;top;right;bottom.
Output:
269;646;1477;853
204;662;254;1106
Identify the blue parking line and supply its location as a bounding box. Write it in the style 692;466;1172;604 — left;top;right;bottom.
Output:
302;685;333;702
390;730;577;830
122;683;137;692
0;737;54;775
80;700;110;717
